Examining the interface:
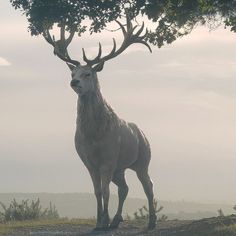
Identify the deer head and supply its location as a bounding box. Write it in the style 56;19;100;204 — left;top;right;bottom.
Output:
42;16;152;96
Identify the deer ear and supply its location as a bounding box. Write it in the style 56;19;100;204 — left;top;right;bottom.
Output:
67;63;76;71
93;61;105;72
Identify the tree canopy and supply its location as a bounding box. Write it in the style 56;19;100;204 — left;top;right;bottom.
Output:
10;0;236;48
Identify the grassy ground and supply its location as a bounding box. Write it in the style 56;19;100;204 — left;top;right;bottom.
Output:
0;216;236;235
214;224;236;236
0;218;95;235
158;215;236;236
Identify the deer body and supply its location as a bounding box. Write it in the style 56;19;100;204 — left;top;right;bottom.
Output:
43;15;156;230
75;83;145;172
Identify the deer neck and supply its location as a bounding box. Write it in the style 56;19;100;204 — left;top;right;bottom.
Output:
76;89;116;139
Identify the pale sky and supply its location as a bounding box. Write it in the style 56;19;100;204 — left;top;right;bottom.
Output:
0;1;236;205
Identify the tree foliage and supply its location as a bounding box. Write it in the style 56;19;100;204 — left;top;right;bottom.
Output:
10;0;236;48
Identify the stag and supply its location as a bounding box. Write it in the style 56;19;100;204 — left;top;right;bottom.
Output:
43;16;156;230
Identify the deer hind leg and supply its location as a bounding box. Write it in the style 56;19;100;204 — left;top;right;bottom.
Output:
110;170;129;229
136;169;157;230
89;170;103;230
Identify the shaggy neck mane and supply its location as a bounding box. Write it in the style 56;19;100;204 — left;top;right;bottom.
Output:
76;88;118;139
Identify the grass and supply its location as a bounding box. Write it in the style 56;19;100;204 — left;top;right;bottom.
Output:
172;224;236;236
214;223;236;236
0;217;236;235
0;218;95;235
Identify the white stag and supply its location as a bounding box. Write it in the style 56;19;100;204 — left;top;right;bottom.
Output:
43;17;156;230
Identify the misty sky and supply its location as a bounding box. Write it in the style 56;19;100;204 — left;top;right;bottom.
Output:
1;1;236;205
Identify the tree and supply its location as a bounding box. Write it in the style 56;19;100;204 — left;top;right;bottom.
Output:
10;0;236;51
200;0;236;32
9;1;236;73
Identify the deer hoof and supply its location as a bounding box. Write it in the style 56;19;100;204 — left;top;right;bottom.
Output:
93;227;109;231
109;215;123;229
100;213;110;228
148;216;157;230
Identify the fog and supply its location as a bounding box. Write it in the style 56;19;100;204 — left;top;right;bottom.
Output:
1;1;236;204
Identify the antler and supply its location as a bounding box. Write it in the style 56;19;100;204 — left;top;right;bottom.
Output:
42;23;80;67
82;15;152;67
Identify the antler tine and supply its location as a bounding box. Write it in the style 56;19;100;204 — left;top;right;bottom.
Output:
82;42;103;66
82;48;89;64
124;18;152;53
42;24;80;67
136;39;152;53
83;38;117;66
43;29;54;46
135;21;145;37
60;23;66;41
133;23;152;53
110;38;117;55
60;23;75;46
139;28;149;40
115;20;127;36
126;14;133;32
58;25;79;62
130;25;138;35
93;42;102;63
82;14;151;67
116;16;152;53
82;42;102;65
66;29;75;45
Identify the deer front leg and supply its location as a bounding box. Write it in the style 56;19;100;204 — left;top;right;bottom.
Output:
89;170;103;230
100;166;113;229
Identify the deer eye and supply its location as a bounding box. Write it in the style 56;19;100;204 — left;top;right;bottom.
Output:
84;72;91;78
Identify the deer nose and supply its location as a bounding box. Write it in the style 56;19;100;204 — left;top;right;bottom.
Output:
70;79;80;87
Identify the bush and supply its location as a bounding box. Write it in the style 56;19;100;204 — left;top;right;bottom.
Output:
133;198;168;222
217;208;225;217
0;198;59;222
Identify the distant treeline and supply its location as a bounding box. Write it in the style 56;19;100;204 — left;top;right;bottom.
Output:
0;193;234;220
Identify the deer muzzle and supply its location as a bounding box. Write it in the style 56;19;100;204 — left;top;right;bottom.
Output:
70;79;80;87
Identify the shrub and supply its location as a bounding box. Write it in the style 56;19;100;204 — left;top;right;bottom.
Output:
0;198;59;222
217;208;225;217
133;198;168;222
